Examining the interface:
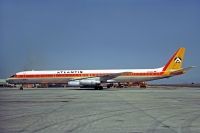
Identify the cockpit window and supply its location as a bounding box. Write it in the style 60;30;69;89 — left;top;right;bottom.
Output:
10;75;16;78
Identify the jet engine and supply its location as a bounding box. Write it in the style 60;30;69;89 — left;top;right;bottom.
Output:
68;79;100;87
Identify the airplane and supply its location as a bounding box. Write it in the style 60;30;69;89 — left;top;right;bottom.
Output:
6;47;195;90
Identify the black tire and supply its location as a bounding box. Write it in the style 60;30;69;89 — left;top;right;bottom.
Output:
20;86;23;90
94;86;99;90
139;85;147;88
94;86;103;90
99;86;103;90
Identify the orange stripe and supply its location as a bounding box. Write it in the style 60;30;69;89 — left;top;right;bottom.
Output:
162;49;179;72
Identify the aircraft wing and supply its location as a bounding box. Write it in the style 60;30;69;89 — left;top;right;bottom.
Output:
99;72;131;82
69;72;131;82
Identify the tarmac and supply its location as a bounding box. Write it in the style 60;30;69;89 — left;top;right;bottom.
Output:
0;87;200;133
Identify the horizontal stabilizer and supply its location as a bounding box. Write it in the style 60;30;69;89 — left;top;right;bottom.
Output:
169;66;196;76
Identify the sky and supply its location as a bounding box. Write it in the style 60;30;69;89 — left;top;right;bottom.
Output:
0;0;200;83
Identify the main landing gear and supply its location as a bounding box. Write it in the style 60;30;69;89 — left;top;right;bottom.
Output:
19;86;24;90
139;82;147;88
94;86;103;90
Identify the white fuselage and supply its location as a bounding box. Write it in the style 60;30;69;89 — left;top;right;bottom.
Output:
7;67;168;85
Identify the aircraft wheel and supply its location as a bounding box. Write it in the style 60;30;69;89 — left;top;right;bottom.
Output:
99;86;103;90
139;82;147;88
95;86;103;90
20;86;23;90
107;84;111;88
94;86;99;90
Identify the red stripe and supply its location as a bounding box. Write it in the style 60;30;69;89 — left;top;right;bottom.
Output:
162;49;179;72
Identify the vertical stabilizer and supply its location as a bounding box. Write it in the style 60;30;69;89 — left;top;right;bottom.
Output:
162;48;185;73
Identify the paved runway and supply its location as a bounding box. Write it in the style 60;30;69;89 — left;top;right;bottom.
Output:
0;87;200;133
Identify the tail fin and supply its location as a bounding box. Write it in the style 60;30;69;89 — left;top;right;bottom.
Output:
162;48;185;72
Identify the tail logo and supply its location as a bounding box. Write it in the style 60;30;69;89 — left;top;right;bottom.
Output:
174;57;182;63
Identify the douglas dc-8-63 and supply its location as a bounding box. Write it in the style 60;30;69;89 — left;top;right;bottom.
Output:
7;48;194;89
